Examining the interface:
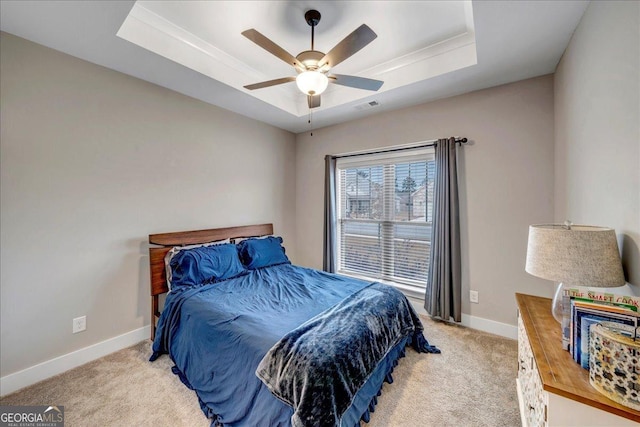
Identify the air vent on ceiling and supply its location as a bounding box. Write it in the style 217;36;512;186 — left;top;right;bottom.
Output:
354;100;380;111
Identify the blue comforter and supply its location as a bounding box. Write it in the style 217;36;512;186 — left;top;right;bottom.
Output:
151;264;437;427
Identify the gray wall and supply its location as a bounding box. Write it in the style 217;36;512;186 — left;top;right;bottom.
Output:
295;75;556;326
0;33;297;377
554;0;639;292
4;0;638;379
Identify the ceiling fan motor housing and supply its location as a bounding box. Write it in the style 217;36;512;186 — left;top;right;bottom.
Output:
296;50;325;72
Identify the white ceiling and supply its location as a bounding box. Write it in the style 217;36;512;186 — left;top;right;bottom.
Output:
117;1;477;117
0;1;588;133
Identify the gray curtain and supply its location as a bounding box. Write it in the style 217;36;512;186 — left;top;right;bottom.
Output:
425;137;462;322
323;155;337;272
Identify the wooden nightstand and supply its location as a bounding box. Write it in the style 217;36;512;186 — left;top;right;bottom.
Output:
515;293;640;426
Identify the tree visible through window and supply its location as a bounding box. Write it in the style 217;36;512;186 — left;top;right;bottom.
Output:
336;149;435;291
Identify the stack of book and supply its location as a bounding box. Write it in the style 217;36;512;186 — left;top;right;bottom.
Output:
562;288;639;370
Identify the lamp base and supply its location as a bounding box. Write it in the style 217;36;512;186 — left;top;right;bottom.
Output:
551;282;565;323
551;282;571;350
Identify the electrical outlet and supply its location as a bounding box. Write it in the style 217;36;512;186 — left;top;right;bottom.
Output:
73;316;86;334
470;290;479;304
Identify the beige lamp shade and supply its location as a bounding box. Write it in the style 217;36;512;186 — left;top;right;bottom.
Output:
525;224;625;287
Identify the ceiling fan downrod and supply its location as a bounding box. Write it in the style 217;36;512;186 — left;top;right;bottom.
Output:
305;10;321;51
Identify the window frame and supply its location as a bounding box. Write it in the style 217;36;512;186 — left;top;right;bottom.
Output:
335;147;435;296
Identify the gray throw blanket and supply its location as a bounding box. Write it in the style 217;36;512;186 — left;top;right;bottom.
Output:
256;282;439;427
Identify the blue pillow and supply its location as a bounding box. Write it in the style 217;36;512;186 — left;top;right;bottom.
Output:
237;236;290;269
169;243;246;288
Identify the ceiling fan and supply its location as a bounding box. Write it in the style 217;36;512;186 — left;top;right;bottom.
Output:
242;9;384;109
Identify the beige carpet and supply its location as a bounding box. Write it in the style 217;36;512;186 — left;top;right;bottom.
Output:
1;317;519;426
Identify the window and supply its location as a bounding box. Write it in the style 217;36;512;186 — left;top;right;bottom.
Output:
336;148;435;293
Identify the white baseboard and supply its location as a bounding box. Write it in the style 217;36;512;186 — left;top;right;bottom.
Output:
0;325;151;397
460;313;517;340
406;296;517;340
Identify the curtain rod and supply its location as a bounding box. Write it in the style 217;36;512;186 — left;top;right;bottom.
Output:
331;137;468;160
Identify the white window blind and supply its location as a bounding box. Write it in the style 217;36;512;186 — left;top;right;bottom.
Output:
336;147;435;291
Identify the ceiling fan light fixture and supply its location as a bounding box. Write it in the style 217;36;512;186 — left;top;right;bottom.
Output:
296;71;328;96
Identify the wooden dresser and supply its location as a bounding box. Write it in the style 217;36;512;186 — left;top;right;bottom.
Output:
516;293;640;426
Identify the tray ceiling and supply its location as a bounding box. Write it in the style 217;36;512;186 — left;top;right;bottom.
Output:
117;1;477;117
0;1;589;133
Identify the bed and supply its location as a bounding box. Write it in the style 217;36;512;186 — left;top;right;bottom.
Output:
148;223;439;427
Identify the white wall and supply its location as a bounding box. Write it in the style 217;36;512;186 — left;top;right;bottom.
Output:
295;75;556;326
554;0;640;291
0;33;296;377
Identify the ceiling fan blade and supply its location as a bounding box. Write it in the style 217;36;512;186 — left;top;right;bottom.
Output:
308;95;321;109
244;76;296;90
318;24;377;69
242;29;305;69
330;74;384;91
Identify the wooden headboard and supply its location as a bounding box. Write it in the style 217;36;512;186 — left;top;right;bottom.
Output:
148;223;274;340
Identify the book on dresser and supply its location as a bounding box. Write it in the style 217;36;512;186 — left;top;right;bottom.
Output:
565;287;640;310
562;287;640;353
569;300;639;369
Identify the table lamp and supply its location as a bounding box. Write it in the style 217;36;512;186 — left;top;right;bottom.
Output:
525;222;626;325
